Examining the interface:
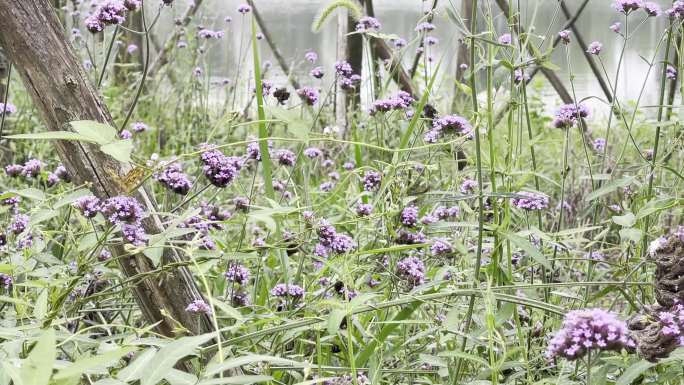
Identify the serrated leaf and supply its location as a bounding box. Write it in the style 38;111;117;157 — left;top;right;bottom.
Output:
14;188;45;201
4;131;96;142
616;359;654;385
100;140;133;163
116;348;155;382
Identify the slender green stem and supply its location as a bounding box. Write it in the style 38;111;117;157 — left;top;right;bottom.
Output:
97;25;119;88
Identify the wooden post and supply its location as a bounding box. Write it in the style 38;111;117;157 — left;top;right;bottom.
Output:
0;0;215;341
335;10;348;130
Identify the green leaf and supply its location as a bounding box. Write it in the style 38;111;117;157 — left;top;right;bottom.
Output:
54;347;136;380
69;120;117;144
438;350;490;367
616;359;654;385
3;131;96;142
32;290;48;320
14;188;45;201
636;198;676;220
20;329;56;385
100;140;133;163
584;177;634;202
164;370;198;385
612;212;636;227
204;355;304;377
199;375;273;385
140;333;215;385
116;348;155;382
267;107;309;139
327;309;347;336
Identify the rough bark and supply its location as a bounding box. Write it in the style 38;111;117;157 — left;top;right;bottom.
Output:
346;5;363;109
0;0;212;339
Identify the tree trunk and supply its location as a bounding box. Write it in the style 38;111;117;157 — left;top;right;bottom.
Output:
0;0;214;340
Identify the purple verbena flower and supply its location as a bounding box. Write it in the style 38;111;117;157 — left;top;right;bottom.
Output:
355;16;381;32
430;238;453;256
558;30;571;44
401;206;419;227
199;146;242;187
296;87;319;105
0;102;16;116
552;103;590;129
512;191;550;211
498;33;512;45
225;264;250;285
186;299;212;314
21;159;43;178
356;203;373;217
396;256;426;287
101;195;145;224
271;283;305;298
276;149;296;166
587;41;602;55
73;196;102;218
154;161;193;195
362;170;382;192
10;214;29;235
237;3;251;13
305;50;318;63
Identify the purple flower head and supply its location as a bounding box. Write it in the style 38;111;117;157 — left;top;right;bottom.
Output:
0;273;12;290
119;129;133;139
21;159;43;178
362;170;382;192
314;243;329;258
46;173;60;187
401;206;419;227
225;264;250;285
392;38;407;48
233;196;250;212
339;74;361;90
334;61;354;77
126;43;138;53
199;146;242;187
558;30;571;44
154;162;192;195
10;214;29;235
666;1;684;18
514;69;529;84
198;28;224;39
552;103;590;129
303;147;322;159
612;0;643;14
123;0;141;11
593;137;606;152
73;196;102;218
276;149;296;166
546;308;635;361
460;179;478;194
643;2;661;16
587;41;602;55
330;233;355;254
430;238;453;256
5;164;24;178
317;219;337;245
369;91;414;115
396;256;426;287
610;22;622;33
356;16;381;32
296;87;319;105
434;205;460;219
512;191;550;211
356;203;373;217
498;33;512;45
432;115;472;136
90;0;128;32
0;102;17;116
186;299;212;314
425;36;439;46
54;164;70;182
584;251;605;261
305;50;318;63
310;66;324;79
343;161;355;170
667;65;678;80
271;283;305;298
121;224;147;245
101;195;145;224
415;22;436;32
320;181;335;192
237;3;251;13
99;249;112;262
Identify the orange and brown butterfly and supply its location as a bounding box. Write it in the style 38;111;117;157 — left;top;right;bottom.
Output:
107;166;151;193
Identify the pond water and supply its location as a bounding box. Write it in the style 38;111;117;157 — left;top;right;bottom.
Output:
153;0;674;117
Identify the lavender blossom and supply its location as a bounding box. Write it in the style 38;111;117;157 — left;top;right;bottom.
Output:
296;87;319;105
396;256;426;287
225;264;250;285
362;170;382;191
200;146;243;187
552;103;590;129
401;206;419;227
101;196;145;224
546;308;635;360
355;16;381;32
587;41;602;55
186;299;212;314
276;149;296;166
271;283;305;298
0;102;16;116
73;196;102;218
498;33;512;45
154;162;192;195
558;30;571;44
512;191;550;211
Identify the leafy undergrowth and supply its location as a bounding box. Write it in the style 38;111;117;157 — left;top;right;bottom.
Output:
2;0;684;384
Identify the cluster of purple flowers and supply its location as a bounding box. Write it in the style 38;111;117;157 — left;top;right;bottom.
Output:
593;137;607;152
355;16;381;32
0;273;12;290
154;161;192;195
558;30;571;44
369;91;414;115
424;115;472;143
276;149;296;166
430;238;453;256
396;255;426;287
415;22;436;32
667;65;678;80
0;102;16;116
310;66;324;79
198;28;224;39
225;263;250;285
512;191;550;211
10;214;29;235
185;299;212;314
667;1;684;18
362;170;382;192
613;0;661;16
552;103;589;129
316;219;356;255
86;0;139;33
656;302;684;347
305;50;318;63
237;3;251;13
498;33;512;45
400;206;419;227
200;146;243;187
6;158;52;180
303;147;322;159
546;308;635;360
296;87;319;105
73;195;147;245
586;41;602;55
271;283;305;298
356;202;373;217
335;60;361;90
